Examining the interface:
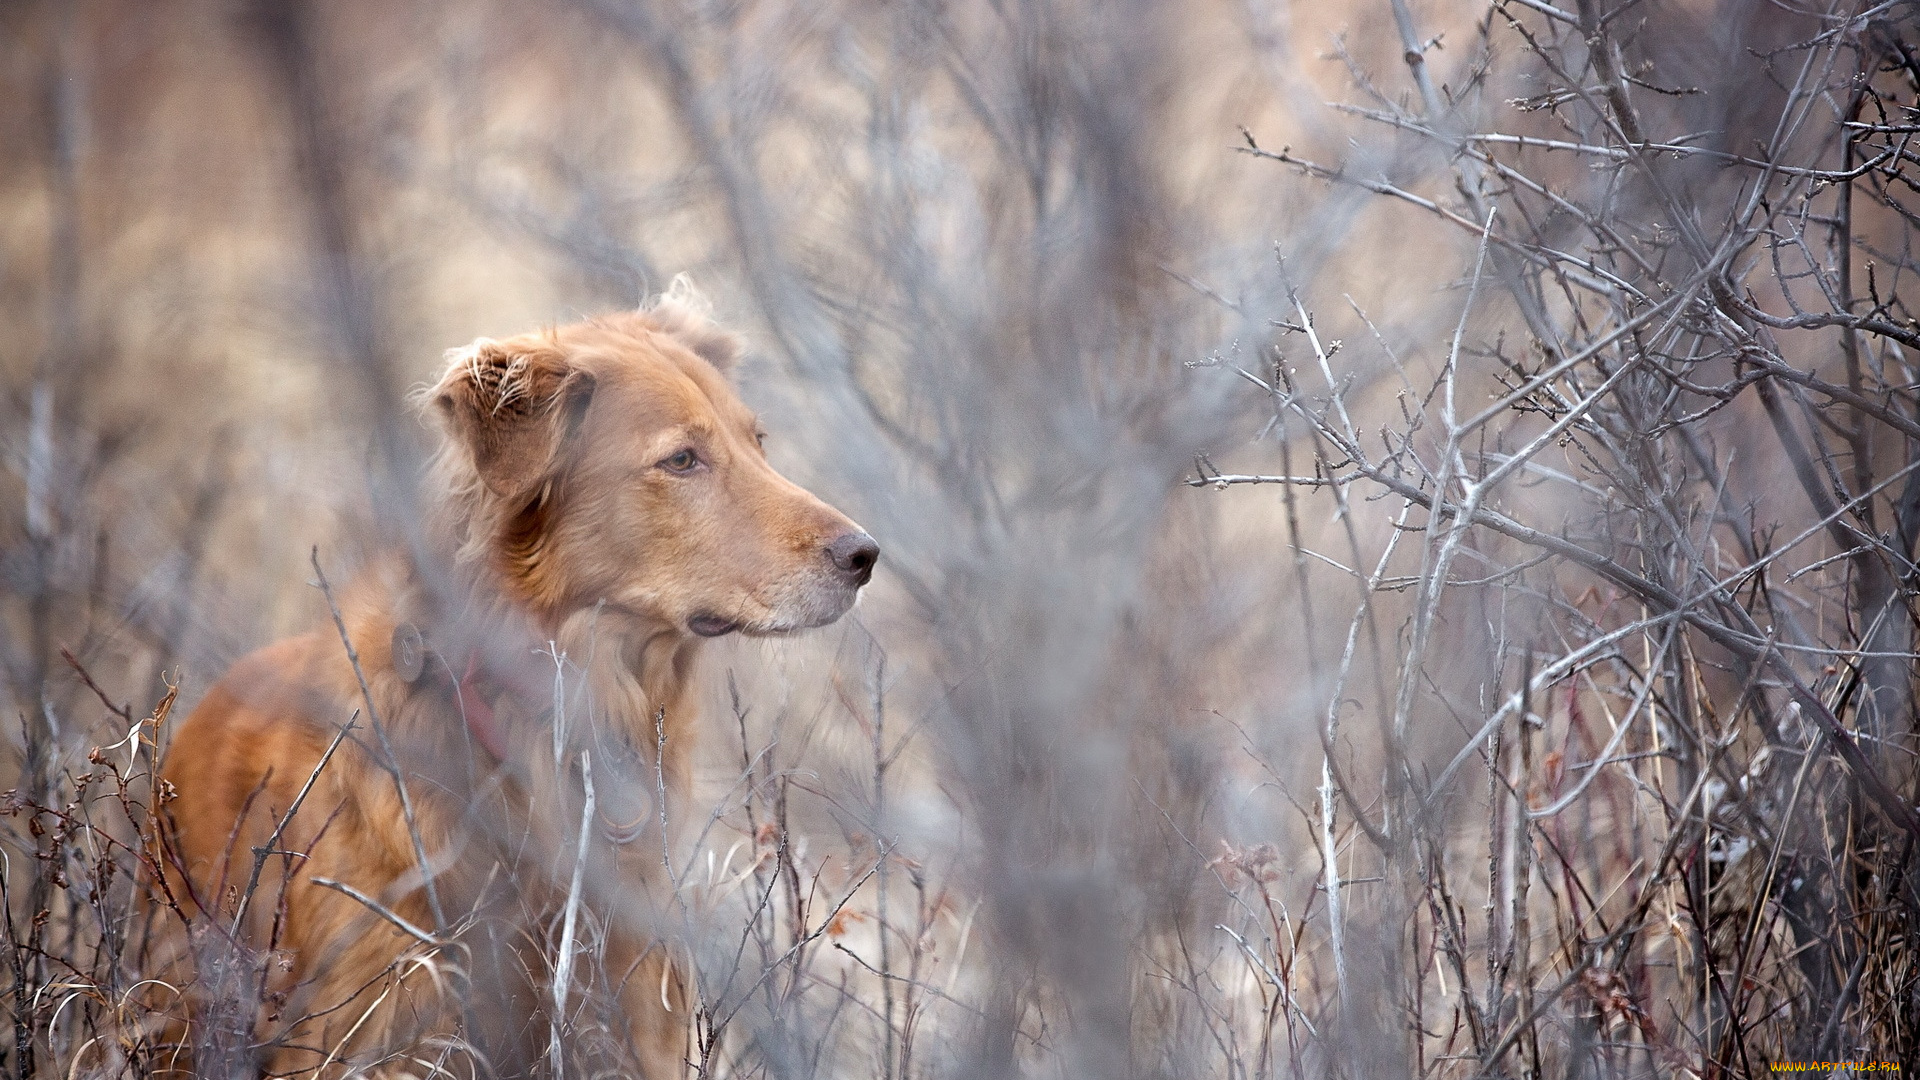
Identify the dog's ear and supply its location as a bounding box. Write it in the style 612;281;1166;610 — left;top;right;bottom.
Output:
429;337;596;499
646;274;743;376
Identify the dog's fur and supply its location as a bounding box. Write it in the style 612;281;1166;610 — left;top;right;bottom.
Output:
155;280;876;1077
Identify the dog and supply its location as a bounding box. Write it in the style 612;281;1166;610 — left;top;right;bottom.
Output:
154;279;877;1077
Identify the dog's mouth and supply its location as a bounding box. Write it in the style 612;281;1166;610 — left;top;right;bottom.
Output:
688;615;808;638
688;614;742;638
688;579;866;640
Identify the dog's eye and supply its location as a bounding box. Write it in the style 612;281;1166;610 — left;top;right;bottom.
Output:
660;449;701;474
754;431;767;449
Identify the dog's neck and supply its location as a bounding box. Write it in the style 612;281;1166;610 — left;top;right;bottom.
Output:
384;536;702;773
385;469;706;783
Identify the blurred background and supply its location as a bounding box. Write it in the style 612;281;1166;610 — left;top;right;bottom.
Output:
3;0;1918;1076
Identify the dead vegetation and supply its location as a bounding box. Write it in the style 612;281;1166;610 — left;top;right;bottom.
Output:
3;0;1918;1076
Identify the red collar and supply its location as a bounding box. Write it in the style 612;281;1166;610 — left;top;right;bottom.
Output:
454;650;512;762
392;621;518;764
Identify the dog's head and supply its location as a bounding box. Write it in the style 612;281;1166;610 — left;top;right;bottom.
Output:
423;279;877;638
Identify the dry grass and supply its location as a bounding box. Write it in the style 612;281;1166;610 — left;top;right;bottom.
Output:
3;0;1919;1076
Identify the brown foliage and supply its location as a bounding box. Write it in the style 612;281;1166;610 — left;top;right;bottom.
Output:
3;0;1918;1076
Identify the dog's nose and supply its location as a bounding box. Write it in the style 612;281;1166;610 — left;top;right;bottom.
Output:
826;532;879;586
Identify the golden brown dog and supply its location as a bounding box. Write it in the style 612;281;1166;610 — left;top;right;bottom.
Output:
155;279;876;1077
